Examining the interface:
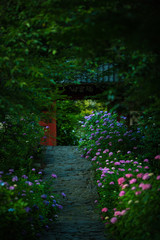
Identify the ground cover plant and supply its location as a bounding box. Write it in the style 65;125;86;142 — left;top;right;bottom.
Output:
0;168;63;240
78;111;160;240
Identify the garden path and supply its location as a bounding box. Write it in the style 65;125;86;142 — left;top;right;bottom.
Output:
40;146;107;240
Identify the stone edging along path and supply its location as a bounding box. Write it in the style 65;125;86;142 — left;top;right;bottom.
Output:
40;146;107;240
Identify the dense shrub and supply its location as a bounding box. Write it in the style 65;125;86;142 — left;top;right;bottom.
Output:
136;115;160;170
56;100;80;145
79;111;142;157
0;113;44;171
0;168;63;240
78;111;160;240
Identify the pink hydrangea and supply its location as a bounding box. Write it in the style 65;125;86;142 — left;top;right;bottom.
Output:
126;160;131;163
137;173;143;178
103;149;109;153
51;174;57;178
98;182;102;187
121;210;127;215
144;166;149;169
120;160;126;163
155;155;160;160
142;173;150;180
144;159;149;162
109;152;113;157
125;174;133;178
110;217;117;224
156;175;160;180
139;183;144;188
114;162;121;166
102;167;109;173
118;139;123;142
139;183;152;190
143;184;152;190
109;181;115;185
135;191;142;195
114;211;122;216
119;191;126;197
133;161;138;164
118;177;126;185
137;165;142;168
129;178;137;184
101;173;105;178
101;207;108;212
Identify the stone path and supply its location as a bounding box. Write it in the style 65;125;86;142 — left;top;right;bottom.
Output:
40;146;107;240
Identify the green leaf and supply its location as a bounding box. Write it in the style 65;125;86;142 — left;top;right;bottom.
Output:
20;82;27;87
52;50;57;55
50;79;56;84
26;22;30;28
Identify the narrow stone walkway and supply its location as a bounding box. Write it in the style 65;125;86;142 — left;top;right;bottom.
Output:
40;146;107;240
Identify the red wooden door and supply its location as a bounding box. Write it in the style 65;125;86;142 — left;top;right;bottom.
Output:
39;118;57;146
39;102;57;146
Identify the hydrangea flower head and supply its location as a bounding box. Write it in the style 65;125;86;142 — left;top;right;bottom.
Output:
102;207;108;212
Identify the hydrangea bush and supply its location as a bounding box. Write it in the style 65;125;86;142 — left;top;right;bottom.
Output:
0;168;63;240
79;111;142;159
78;111;160;240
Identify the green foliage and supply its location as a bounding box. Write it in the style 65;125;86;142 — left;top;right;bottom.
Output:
0;113;44;171
136;115;160;166
0;168;62;240
118;52;160;118
49;0;160;55
56;100;81;145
